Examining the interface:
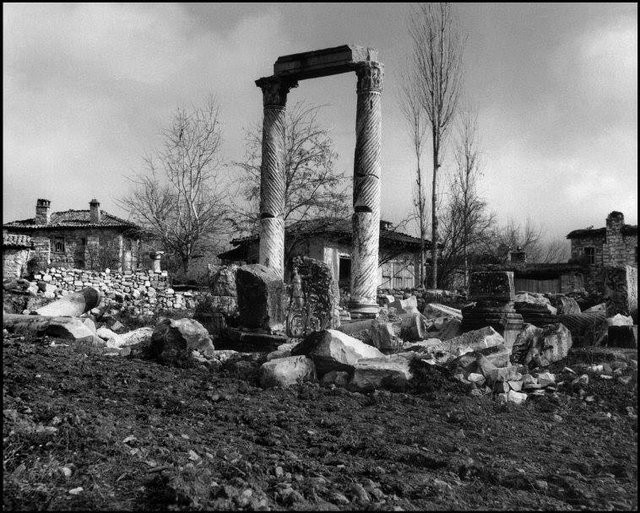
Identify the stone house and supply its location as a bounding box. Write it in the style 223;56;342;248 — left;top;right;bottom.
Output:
3;198;143;272
3;233;34;278
218;218;429;290
567;211;637;268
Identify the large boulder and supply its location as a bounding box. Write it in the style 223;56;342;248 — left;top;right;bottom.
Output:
259;356;316;388
35;287;101;317
149;318;215;366
350;353;415;391
523;323;572;368
236;264;286;333
291;329;384;376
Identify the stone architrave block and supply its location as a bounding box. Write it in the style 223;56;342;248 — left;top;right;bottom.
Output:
468;271;515;302
236;264;287;333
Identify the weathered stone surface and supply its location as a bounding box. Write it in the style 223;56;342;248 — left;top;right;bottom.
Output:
403;338;445;354
291;329;384;376
556;311;608;347
149;318;215;365
350;354;414;391
210;265;238;297
259;356;316;388
607;314;634;326
442;327;505;354
96;327;121;346
514;293;557;315
603;265;638;320
422;303;462;320
435;317;462;341
369;320;401;349
537;371;555;387
584;303;606;313
511;323;543;364
291;256;340;331
469;271;515;302
399;312;430;342
35;287;101;317
548;295;581;315
524;323;572;368
390;296;418;315
236;264;286;333
266;342;297;361
3;313;103;345
320;370;350;387
119;327;154;347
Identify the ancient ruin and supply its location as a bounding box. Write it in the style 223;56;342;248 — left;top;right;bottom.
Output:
255;45;383;318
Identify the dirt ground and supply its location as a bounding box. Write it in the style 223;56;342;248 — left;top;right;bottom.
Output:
3;329;638;511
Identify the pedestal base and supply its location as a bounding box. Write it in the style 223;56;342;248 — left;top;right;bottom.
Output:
348;300;379;319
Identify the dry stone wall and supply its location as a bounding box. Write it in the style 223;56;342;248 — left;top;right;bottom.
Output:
32;267;202;314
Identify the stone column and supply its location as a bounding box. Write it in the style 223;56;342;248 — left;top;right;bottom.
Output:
349;61;383;318
255;76;298;279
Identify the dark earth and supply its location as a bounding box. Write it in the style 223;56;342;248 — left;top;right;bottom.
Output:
3;322;638;511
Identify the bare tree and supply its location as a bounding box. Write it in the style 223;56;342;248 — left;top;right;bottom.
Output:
408;2;465;288
452;109;484;287
232;101;349;234
117;96;230;273
399;68;429;287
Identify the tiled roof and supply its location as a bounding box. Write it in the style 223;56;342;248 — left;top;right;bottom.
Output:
3;210;139;230
566;224;638;239
225;217;431;256
3;233;33;248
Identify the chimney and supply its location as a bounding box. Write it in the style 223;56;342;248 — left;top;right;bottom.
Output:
509;247;526;263
35;199;51;225
606;211;624;231
89;199;101;223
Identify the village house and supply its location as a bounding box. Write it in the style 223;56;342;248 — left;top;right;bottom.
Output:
3;233;34;278
218;218;430;290
477;211;638;294
3;198;143;274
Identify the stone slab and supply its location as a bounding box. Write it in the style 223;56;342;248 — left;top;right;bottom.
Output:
274;44;378;80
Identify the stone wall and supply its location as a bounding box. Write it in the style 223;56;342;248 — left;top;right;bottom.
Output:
3;248;32;278
13;228;141;272
32;266;202;315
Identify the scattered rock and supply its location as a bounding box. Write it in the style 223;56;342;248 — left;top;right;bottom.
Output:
291;329;384;376
149;318;215;365
259;356;316;388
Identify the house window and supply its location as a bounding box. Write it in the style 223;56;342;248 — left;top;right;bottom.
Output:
53;237;65;253
584;247;595;265
394;276;403;289
382;275;391;288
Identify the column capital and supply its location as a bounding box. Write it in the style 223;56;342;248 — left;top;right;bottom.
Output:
355;61;384;94
256;76;298;107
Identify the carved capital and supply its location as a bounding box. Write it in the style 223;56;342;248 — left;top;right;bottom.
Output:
256;76;298;107
355;61;383;94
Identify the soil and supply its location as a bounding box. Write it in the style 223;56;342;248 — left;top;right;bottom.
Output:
3;328;638;511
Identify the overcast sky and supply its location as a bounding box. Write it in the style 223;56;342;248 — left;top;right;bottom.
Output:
3;3;637;246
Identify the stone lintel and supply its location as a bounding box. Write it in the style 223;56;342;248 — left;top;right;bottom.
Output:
273;44;379;81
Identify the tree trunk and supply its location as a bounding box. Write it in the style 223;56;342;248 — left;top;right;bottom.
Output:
431;134;439;289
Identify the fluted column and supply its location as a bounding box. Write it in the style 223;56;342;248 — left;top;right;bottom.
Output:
255;76;298;278
349;61;383;317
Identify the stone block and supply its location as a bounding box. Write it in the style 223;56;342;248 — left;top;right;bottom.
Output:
149;318;214;365
350;353;414;391
236;264;287;333
469;271;515;302
259;356;316;388
291;329;384;376
210;265;238;297
442;326;505;354
369;320;401;349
